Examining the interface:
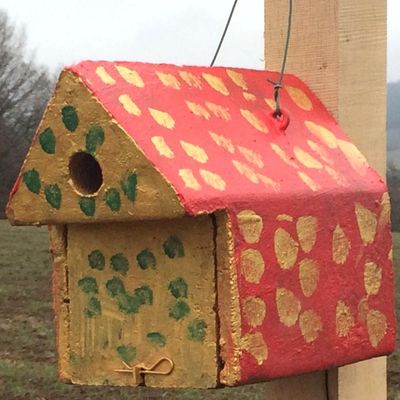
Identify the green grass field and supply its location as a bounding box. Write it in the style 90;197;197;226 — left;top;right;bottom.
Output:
0;220;398;399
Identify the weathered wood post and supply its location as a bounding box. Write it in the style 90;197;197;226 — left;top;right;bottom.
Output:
265;0;388;399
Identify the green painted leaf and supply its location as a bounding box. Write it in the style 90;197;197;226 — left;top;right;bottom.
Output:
39;128;56;154
187;319;207;342
86;125;105;155
78;277;98;294
120;171;137;202
136;249;156;270
146;332;166;347
61;105;79;132
163;235;185;258
169;300;190;320
44;184;61;209
88;250;105;270
104;188;121;212
105;277;125;297
84;297;101;317
79;197;96;216
116;344;136;363
134;285;153;305
117;293;142;314
22;169;41;194
110;253;129;275
168;277;188;299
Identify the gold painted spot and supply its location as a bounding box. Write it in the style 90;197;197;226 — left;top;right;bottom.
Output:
388;248;393;261
378;192;391;227
237;210;263;244
299;310;322;343
151;136;174;159
180;141;208;164
286;86;313;111
299;259;320;297
337;139;369;176
226;69;248;90
274;228;299;269
276;288;301;327
307;140;333;165
296;216;318;253
325;165;349;187
186;101;210;120
178;169;201;190
243;92;256;101
238;146;264;168
118;94;142;116
332;225;351;264
294;147;323;169
148;108;175;129
265;98;275;110
232;160;259;184
336;300;354;337
199;169;226;191
277;214;293;222
240;109;268;133
358;297;369;323
156;71;180;90
202;73;229;96
209;131;235;154
257;174;280;192
179;71;202;89
364;261;382;296
270;143;298;169
205;102;231;120
95;66;116;85
355;203;377;245
305;120;338;149
243;296;266;327
297;171;320;192
241;332;268;365
116;65;144;87
366;309;387;348
240;249;265;284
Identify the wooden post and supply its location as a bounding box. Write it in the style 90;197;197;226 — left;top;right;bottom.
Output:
264;0;387;399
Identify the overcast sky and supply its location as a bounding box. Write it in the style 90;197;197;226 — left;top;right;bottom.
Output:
1;0;399;81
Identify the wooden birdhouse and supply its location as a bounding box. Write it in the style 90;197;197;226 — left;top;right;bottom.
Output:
6;61;396;388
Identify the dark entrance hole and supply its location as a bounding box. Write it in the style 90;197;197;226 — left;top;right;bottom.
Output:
69;152;103;195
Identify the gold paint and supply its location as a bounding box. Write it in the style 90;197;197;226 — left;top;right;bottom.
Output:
180;141;208;164
237;146;264;168
179;71;202;89
240;332;268;365
240;109;268;133
332;225;351;264
364;261;382;295
232;160;259;184
205;102;231;121
178;169;201;190
307;140;333;165
305;120;338;149
226;69;248;90
336;300;354;337
296;216;318;253
151;136;174;159
355;202;378;245
148;108;175;130
242;296;266;327
286;86;313;111
299;310;322;343
297;171;321;192
337;139;369;175
265;98;275;110
185;101;210;120
237;210;263;244
257;174;280;192
299;259;320;297
358;297;369;323
156;71;181;90
199;169;226;191
243;92;256;101
324;165;349;187
274;228;299;269
240;249;265;284
366;309;387;348
270;143;298;169
378;192;391;227
209;131;235;154
95;66;116;85
294;147;323;169
388;248;393;261
202;73;229;96
118;94;142;116
275;288;301;327
115;65;144;87
277;214;293;222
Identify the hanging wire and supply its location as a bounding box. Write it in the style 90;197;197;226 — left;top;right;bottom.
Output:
267;0;293;116
210;0;239;67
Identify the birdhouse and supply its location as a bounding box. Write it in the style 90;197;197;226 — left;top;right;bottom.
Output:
6;61;395;388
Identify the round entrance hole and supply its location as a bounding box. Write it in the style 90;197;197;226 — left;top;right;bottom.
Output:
69;152;103;195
